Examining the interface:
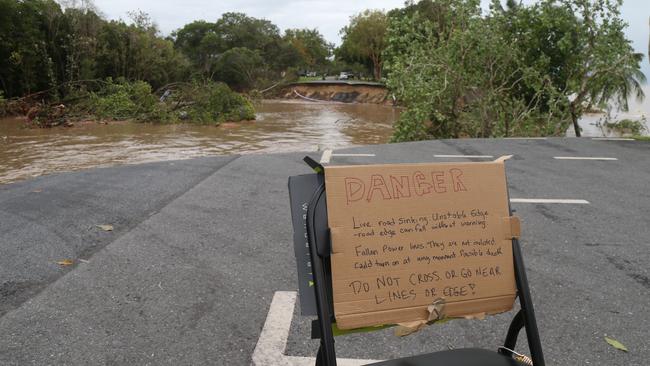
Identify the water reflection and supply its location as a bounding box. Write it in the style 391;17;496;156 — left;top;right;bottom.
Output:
0;100;398;184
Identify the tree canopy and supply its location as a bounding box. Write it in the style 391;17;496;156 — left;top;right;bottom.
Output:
171;12;333;88
337;10;388;80
0;3;334;99
383;0;645;140
284;28;332;69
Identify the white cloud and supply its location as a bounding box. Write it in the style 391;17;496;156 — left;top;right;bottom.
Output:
93;0;405;44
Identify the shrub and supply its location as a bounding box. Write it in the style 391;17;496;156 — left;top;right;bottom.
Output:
604;118;647;135
43;78;255;125
89;78;158;120
168;81;255;124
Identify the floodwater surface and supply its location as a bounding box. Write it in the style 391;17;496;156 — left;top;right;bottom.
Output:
0;100;398;184
2;92;648;184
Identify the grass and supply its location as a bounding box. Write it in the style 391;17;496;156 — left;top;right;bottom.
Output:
297;76;323;82
631;135;650;141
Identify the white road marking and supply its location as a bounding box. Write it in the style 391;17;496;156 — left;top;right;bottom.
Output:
320;149;333;164
331;153;376;157
434;154;494;158
252;291;383;366
510;198;590;204
591;137;634;141
553;156;618;161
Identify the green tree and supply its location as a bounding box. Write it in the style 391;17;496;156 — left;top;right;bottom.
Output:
283;28;332;69
0;0;64;97
385;0;570;140
173;21;221;74
215;12;282;59
338;10;388;80
212;47;265;90
385;0;644;140
551;0;645;136
96;13;188;89
62;5;104;83
172;13;297;88
495;0;645;137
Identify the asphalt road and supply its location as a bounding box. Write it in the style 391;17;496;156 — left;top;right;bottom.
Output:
0;138;648;365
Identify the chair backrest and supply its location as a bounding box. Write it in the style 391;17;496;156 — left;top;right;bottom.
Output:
301;158;545;366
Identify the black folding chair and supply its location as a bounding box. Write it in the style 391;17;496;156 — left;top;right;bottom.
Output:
302;161;545;366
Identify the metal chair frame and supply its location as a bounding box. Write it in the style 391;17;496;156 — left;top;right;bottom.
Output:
303;168;545;366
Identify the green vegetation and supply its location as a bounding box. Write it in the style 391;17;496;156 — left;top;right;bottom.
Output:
284;29;333;71
0;0;645;139
0;1;331;125
383;0;645;141
338;10;389;80
604;118;647;135
20;78;253;127
298;76;323;82
88;79;158;121
175;81;255;124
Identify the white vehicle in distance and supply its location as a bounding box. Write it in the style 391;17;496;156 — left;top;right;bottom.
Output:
338;72;352;80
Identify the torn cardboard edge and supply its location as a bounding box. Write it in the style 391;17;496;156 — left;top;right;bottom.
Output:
336;294;515;330
392;301;491;337
493;155;513;163
394;298;446;336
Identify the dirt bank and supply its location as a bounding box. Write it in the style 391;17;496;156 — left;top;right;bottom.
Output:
278;83;391;104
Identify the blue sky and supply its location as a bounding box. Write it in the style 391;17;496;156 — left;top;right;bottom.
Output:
93;0;649;76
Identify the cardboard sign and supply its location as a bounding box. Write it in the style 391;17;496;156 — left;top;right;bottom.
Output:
325;161;518;330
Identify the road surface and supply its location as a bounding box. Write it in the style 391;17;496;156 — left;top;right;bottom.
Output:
0;137;647;365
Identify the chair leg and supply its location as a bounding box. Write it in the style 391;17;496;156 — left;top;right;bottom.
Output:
503;309;525;350
315;345;323;366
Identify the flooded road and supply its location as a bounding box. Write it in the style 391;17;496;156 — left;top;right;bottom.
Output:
567;85;650;137
2;93;647;184
0;100;398;184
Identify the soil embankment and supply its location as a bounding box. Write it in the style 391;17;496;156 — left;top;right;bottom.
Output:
278;81;391;104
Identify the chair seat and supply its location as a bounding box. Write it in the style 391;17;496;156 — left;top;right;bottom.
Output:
366;348;522;366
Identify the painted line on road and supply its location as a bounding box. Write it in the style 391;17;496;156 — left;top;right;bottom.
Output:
320;149;333;164
252;291;382;366
510;198;590;204
434;154;494;158
321;151;376;164
331;153;376;157
591;137;634;141
553;156;618;161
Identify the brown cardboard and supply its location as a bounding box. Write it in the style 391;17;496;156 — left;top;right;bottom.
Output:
324;160;517;329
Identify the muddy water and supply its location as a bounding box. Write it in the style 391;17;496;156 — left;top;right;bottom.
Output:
567;85;650;137
0;100;398;184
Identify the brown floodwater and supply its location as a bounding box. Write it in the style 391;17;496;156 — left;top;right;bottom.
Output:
0;100;398;184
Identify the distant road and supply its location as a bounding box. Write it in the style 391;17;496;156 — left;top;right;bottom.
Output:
290;79;386;87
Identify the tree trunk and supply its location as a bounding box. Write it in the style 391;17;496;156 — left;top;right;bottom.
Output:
373;62;381;80
570;105;581;137
371;54;382;80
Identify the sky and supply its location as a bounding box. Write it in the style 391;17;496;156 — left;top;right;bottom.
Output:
92;0;649;75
